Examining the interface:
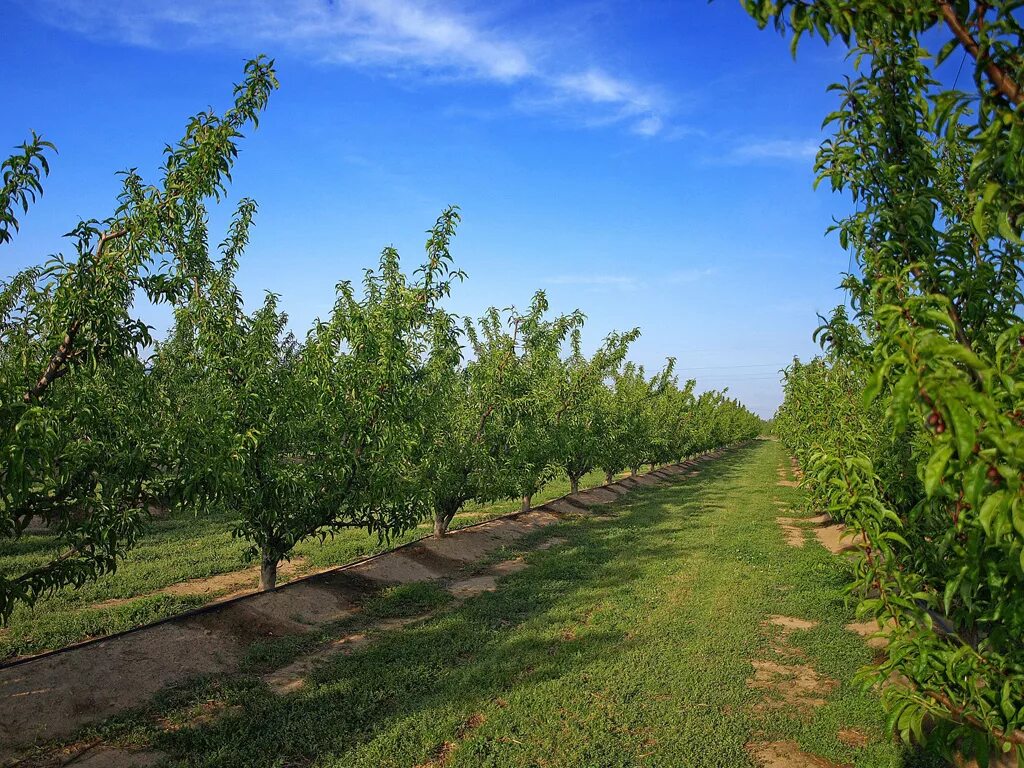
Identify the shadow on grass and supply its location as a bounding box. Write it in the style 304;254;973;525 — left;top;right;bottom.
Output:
132;451;758;767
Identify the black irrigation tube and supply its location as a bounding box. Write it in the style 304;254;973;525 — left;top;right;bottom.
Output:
0;445;738;673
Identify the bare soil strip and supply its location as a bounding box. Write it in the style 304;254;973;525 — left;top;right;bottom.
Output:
0;453;723;762
748;615;837;716
775;516;807;548
746;740;850;768
89;557;311;611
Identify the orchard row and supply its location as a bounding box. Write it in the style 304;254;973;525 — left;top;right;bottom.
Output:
0;57;760;619
756;1;1024;761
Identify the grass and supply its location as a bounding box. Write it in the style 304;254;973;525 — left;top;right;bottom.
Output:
63;440;944;767
0;468;616;660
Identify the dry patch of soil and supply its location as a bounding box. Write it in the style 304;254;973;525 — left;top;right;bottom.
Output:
749;659;838;714
535;537;567;551
813;522;858;555
15;741;166;768
748;616;838;717
446;556;527;599
746;616;876;766
746;740;850;768
775;517;807;548
90;558;310;611
837;728;869;748
845;620;888;650
573;487;620;504
767;615;817;632
543;498;590;516
630;473;664;487
268;556;532;695
263;614;425;696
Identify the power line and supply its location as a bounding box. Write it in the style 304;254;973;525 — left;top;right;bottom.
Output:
675;363;788;371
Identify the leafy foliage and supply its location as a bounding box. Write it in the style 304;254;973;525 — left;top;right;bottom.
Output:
1;54;761;622
749;1;1024;761
552;326;639;493
0;57;279;621
0;131;55;246
154;208;464;589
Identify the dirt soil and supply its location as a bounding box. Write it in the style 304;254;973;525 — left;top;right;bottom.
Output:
91;557;311;611
745;465;862;768
813;520;858;555
775;516;807;548
0;456;718;762
845;620;889;649
749;615;838;716
746;740;850;768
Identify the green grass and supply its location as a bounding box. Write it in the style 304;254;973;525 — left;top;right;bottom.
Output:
0;468;615;660
66;441;944;767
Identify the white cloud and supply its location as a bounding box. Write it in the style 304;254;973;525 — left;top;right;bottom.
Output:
631;116;664;137
544;274;642;289
29;0;669;136
665;268;716;284
726;138;820;164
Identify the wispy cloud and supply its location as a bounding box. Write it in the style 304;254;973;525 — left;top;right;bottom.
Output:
722;138;820;164
28;0;671;136
665;267;716;284
544;267;715;291
544;274;642;289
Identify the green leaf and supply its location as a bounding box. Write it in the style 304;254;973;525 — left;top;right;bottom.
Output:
924;444;954;497
979;490;1006;538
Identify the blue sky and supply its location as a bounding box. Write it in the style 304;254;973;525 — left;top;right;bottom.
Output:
3;0;859;416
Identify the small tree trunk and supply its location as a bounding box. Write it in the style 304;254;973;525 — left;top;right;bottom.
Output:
570;474;580;495
260;551;278;591
630;467;638;477
605;471;614;484
521;494;532;512
433;513;449;539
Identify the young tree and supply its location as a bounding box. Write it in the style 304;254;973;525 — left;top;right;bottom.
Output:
0;57;278;621
651;378;697;465
157;208;464;590
597;359;675;479
552;327;639;494
464;292;583;512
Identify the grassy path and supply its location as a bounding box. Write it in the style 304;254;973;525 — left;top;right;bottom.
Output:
72;440;943;767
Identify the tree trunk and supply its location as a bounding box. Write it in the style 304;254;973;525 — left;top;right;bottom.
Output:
434;502;459;539
650;463;656;472
521;494;531;512
570;475;580;495
630;467;638;477
260;552;278;591
605;471;614;484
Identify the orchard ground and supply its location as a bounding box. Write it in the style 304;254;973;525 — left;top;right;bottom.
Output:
0;468;619;661
3;440;949;767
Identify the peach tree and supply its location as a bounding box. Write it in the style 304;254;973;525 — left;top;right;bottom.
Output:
552;326;639;494
747;1;1024;760
0;57;278;620
155;208;464;589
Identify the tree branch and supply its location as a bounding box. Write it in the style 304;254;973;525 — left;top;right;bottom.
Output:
938;1;1022;105
23;228;128;404
926;690;1024;747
